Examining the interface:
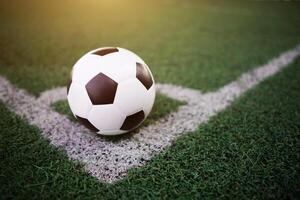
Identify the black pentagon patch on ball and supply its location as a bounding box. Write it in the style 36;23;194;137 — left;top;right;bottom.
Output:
92;47;119;56
120;110;145;131
86;73;118;105
136;62;153;90
76;115;99;132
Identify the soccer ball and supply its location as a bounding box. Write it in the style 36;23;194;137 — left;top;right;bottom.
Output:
67;47;155;135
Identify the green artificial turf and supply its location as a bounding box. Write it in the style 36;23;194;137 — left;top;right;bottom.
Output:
51;93;184;128
1;0;300;199
1;58;300;199
0;0;300;95
51;100;76;121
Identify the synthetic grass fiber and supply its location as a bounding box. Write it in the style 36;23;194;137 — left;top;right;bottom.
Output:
1;0;300;199
1;58;300;199
0;0;300;95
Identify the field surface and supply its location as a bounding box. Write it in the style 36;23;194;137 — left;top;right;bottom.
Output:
1;0;300;199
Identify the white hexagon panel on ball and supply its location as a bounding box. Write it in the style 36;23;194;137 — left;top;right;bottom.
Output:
67;47;156;135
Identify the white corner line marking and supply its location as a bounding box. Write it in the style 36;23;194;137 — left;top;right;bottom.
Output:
0;44;300;183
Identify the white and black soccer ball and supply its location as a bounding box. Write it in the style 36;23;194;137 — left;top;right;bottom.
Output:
67;47;155;135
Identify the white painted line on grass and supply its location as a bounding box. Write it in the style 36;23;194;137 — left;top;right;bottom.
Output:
0;45;299;182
